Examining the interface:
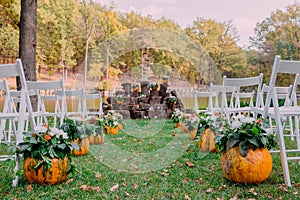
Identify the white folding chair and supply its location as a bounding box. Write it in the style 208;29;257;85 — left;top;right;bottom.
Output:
84;92;103;117
223;73;263;116
208;84;238;120
193;89;217;114
26;79;66;126
0;59;35;186
56;88;85;118
262;55;300;187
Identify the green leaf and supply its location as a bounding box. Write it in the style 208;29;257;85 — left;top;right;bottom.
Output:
247;138;260;147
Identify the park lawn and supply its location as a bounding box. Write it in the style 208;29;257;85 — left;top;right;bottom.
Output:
0;119;300;199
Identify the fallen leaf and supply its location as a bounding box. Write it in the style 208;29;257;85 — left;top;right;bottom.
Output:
218;185;226;190
293;191;298;195
115;196;120;200
195;178;203;183
182;178;189;183
66;178;74;184
184;194;191;200
95;173;102;179
216;198;224;200
186;159;195;168
91;186;100;192
163;169;168;173
125;192;130;197
161;172;168;177
247;198;256;200
26;185;33;192
133;183;138;190
110;184;119;192
99;155;104;162
248;188;255;193
80;185;88;191
206;188;214;193
279;184;288;192
230;194;238;200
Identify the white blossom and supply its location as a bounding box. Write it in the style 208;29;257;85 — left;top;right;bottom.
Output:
34;125;47;133
241;117;255;124
231;120;241;129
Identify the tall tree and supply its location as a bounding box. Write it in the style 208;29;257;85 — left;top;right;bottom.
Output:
18;0;37;89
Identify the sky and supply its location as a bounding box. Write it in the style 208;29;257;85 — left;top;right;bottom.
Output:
97;0;298;48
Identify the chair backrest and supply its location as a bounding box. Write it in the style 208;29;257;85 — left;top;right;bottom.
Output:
208;84;237;117
0;59;35;142
223;73;263;108
264;55;300;117
84;92;103;116
26;79;66;125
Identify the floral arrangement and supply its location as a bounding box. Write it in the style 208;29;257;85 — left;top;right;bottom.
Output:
16;124;74;169
162;75;169;80
116;95;124;101
215;114;277;157
196;112;225;138
85;116;105;136
171;109;183;123
150;82;158;90
183;114;199;131
132;83;139;90
103;110;123;128
60;117;87;140
167;95;177;104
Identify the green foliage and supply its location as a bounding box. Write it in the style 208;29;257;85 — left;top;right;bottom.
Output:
171;109;183;123
215;116;277;157
16;125;74;170
60;117;87;140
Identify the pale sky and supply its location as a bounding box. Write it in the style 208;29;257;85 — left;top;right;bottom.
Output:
97;0;298;48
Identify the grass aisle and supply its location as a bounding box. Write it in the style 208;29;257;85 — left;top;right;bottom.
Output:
0;119;300;199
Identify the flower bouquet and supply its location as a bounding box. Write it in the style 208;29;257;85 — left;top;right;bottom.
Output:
16;124;74;184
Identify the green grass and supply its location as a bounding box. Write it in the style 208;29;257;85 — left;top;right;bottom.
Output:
0;119;300;199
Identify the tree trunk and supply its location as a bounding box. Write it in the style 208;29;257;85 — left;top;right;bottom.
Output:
18;0;37;89
18;0;37;110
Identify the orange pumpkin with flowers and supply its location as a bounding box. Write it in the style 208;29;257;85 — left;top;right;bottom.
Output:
215;115;277;184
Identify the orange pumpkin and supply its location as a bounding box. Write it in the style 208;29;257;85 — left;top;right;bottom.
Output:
198;128;217;152
23;157;69;185
189;128;197;140
88;134;103;144
175;122;180;128
220;146;272;184
180;122;188;133
73;137;89;156
105;125;119;134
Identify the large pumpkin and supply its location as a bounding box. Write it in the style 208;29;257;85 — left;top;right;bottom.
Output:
105;126;119;134
220;146;272;184
198;128;217;152
23;157;69;185
189;128;197;140
88;134;103;144
73;137;89;156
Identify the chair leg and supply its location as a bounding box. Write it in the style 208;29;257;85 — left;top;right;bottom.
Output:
276;117;292;187
12;152;20;187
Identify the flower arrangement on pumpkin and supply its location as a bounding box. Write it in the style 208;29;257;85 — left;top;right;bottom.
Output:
150;82;159;90
214;114;277;184
132;83;139;92
103;110;123;128
214;115;277;156
116;95;124;104
85;116;105;144
60;117;89;156
167;95;177;104
16;124;75;184
171;109;183;123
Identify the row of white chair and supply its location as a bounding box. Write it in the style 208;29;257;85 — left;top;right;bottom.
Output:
0;59;103;186
194;55;300;187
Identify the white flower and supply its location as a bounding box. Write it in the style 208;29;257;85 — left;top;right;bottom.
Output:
60;131;68;139
34;125;47;133
231;120;241;129
241;117;255;124
113;121;118;126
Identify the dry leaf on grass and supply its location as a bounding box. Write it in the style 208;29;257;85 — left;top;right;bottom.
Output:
206;188;214;193
95;173;102;179
230;194;238;200
218;185;226;190
125;192;130;197
133;183;139;190
26;185;33;192
109;184;119;192
279;184;288;192
195;178;203;183
182;178;189;183
66;178;74;184
184;194;191;200
248;188;257;196
185;159;195;168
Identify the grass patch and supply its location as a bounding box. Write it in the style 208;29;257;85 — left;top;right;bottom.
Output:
0;119;300;199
